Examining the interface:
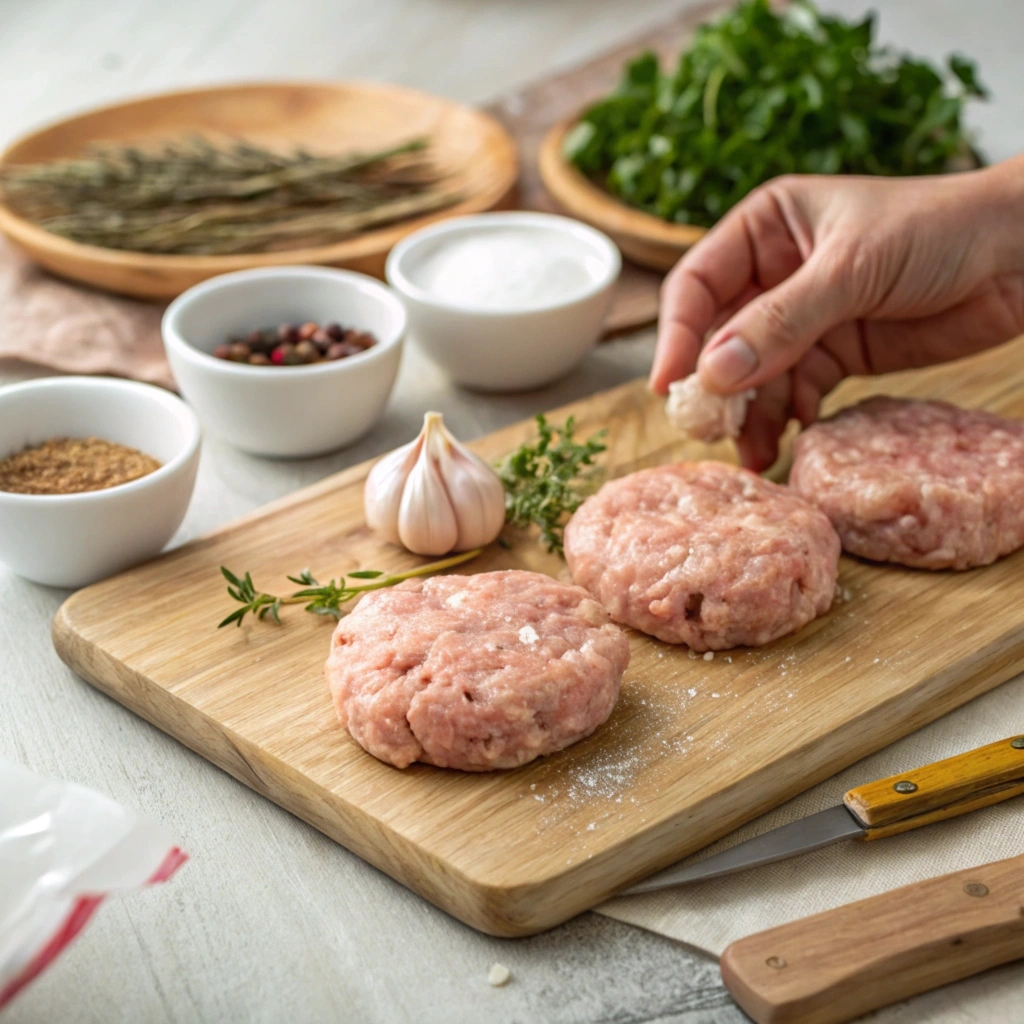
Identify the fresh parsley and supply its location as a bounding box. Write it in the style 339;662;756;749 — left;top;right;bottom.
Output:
565;0;987;227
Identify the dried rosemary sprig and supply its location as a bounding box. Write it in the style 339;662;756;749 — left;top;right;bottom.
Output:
218;549;481;628
2;136;460;255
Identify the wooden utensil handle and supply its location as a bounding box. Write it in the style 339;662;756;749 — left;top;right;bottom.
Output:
843;735;1024;830
720;852;1024;1024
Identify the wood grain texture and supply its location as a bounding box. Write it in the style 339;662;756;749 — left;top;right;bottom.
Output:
845;735;1024;834
719;851;1024;1024
0;82;517;299
538;119;706;272
50;336;1024;937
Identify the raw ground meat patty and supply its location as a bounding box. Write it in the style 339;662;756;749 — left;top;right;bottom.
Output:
324;569;630;771
564;461;840;651
790;397;1024;570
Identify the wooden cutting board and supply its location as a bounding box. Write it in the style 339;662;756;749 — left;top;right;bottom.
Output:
53;338;1024;937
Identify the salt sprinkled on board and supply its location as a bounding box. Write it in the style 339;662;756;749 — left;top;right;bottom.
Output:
703;651;714;662
687;687;697;697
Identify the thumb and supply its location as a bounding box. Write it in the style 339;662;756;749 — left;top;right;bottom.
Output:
697;255;856;394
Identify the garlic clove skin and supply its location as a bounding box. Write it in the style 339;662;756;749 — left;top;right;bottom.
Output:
433;423;506;551
364;435;423;546
397;418;459;556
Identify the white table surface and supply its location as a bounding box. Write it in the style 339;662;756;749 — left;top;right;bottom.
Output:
3;2;1023;1022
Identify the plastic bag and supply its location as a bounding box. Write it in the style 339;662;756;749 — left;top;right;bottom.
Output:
0;758;186;1009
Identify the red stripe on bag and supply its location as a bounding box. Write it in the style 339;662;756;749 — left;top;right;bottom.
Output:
0;895;104;1009
0;844;187;1009
146;846;188;884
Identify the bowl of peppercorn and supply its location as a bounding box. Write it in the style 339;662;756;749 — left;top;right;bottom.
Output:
162;266;406;457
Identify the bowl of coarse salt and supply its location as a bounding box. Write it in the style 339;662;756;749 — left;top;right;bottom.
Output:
385;212;620;391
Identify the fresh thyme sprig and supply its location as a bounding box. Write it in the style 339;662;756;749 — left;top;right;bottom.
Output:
497;414;607;555
218;549;481;628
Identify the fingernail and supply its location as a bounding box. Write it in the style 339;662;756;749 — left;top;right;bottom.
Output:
700;336;758;389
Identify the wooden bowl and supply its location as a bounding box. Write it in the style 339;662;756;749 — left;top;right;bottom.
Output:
0;82;518;300
539;118;705;273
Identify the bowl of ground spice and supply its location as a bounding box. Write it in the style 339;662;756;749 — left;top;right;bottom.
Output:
0;376;200;587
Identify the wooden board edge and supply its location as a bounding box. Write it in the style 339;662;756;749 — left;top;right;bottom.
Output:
51;593;1024;936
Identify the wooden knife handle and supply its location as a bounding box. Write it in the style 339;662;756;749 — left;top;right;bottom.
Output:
842;735;1024;838
720;852;1024;1024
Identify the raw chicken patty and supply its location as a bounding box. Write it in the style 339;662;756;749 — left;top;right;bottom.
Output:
324;569;630;771
564;461;840;651
790;397;1024;570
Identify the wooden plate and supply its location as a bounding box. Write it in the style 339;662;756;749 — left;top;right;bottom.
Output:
0;82;518;300
539;118;705;272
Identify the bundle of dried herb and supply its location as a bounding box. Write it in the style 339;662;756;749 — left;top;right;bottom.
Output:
1;136;459;255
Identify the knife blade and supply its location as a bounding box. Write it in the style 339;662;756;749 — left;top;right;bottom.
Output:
622;734;1024;896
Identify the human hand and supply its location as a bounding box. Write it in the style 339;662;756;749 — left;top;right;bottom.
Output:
649;158;1024;470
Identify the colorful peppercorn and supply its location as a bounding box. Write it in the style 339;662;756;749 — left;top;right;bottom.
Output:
213;321;377;367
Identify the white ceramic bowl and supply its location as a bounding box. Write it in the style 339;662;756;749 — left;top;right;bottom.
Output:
162;266;406;457
0;377;201;588
385;212;620;391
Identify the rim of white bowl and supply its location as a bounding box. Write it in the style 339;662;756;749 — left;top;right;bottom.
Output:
0;376;201;505
162;265;407;377
384;211;622;316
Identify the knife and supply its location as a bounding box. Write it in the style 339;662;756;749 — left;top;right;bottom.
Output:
623;735;1024;895
719;851;1024;1024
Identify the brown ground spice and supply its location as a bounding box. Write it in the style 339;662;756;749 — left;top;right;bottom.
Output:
0;436;162;495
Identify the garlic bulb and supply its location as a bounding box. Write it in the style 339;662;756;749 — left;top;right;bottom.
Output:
364;412;506;556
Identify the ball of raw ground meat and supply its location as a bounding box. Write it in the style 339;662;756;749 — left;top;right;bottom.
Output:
324;569;630;771
790;396;1024;570
666;375;754;442
564;461;840;651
